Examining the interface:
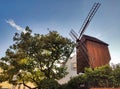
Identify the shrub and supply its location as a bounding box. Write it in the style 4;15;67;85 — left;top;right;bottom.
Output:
40;78;60;89
65;74;87;89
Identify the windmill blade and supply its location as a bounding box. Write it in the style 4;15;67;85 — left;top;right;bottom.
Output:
78;2;101;39
88;3;101;22
69;29;78;41
77;40;89;64
79;40;87;54
69;33;76;41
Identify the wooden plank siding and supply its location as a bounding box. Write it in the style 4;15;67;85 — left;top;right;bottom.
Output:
76;35;111;73
86;40;111;68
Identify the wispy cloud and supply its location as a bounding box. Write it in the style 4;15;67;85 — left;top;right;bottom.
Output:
6;19;26;33
95;33;102;38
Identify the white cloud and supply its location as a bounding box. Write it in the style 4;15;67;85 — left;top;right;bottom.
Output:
6;19;26;33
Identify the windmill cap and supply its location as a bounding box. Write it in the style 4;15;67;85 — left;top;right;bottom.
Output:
81;35;109;46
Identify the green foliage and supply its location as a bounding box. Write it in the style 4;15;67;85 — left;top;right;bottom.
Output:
112;63;120;87
0;26;75;89
85;64;113;87
40;78;60;89
60;83;67;89
60;64;120;89
65;74;87;89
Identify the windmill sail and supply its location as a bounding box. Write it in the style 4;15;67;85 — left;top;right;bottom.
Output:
69;29;78;41
79;3;101;39
69;2;102;73
77;40;89;73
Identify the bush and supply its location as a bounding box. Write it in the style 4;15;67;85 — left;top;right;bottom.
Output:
65;74;87;89
40;78;60;89
59;83;67;89
60;64;120;88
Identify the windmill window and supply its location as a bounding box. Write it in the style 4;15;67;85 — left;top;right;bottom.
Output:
72;62;77;70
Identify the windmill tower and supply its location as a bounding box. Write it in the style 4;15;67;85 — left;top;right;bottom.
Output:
70;3;111;74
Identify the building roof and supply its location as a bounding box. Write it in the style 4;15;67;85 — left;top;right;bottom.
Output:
81;35;109;46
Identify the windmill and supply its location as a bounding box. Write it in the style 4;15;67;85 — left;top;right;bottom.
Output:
70;3;111;74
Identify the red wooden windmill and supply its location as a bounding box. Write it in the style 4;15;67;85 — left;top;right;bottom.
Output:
69;3;111;74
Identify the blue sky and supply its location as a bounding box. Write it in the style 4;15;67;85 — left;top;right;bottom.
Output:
0;0;120;64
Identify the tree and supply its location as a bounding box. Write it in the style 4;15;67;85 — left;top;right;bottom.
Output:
40;78;60;89
0;26;75;89
112;63;120;87
59;64;120;89
85;65;113;87
66;74;87;89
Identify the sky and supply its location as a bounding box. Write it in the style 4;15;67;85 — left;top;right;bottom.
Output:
0;0;120;64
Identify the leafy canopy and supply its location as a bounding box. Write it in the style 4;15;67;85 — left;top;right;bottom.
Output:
0;26;75;89
64;64;120;89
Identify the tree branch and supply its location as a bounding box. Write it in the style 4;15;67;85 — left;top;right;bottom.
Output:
22;80;38;89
